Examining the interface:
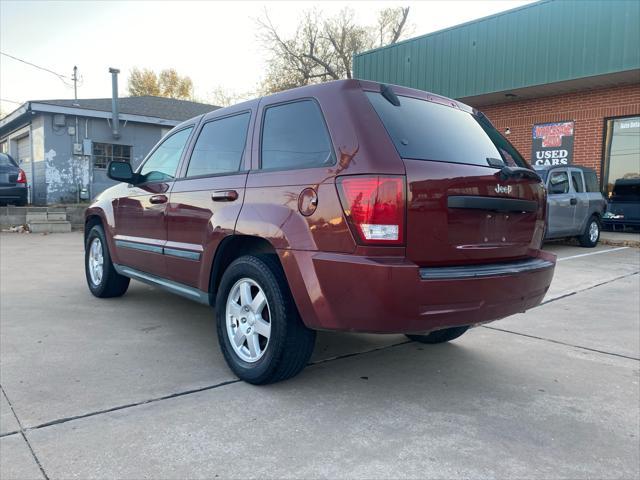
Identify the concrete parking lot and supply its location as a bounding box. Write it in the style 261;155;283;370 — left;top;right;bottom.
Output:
1;232;638;479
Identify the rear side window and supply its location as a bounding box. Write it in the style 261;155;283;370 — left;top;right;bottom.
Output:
549;171;570;194
365;92;528;168
261;100;334;170
571;171;585;193
584;171;599;192
186;113;251;177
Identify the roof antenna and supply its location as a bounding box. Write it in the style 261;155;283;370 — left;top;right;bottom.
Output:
380;84;400;106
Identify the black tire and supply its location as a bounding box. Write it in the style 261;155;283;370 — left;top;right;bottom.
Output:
577;215;600;248
85;225;130;298
215;255;316;385
406;326;469;344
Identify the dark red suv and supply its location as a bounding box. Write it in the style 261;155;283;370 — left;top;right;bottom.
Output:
85;80;556;384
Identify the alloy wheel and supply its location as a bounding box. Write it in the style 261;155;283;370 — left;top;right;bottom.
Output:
88;237;104;286
589;221;599;243
225;278;272;363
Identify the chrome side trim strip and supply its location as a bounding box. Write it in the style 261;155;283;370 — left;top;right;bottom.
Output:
115;239;201;260
163;247;201;261
115;240;163;255
113;264;210;305
419;258;554;280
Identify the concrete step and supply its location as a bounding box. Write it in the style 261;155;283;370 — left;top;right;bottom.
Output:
47;212;67;221
26;212;48;222
4;207;79;229
28;220;72;233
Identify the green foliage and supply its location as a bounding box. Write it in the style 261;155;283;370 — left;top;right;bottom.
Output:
128;68;194;99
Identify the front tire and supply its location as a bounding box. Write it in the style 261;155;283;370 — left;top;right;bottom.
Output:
85;225;130;298
406;326;469;344
216;255;316;385
577;215;600;248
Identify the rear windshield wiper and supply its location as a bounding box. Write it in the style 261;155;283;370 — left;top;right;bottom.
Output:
486;157;540;181
497;166;541;182
380;84;400;106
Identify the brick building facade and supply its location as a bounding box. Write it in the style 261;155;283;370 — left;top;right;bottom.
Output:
479;83;640;178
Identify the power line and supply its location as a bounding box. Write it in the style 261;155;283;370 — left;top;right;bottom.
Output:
0;51;74;87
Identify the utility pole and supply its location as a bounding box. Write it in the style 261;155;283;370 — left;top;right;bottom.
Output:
72;66;78;103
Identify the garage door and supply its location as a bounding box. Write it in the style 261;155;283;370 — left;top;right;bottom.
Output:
16;136;30;164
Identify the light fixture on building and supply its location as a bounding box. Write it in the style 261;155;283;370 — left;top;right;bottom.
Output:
505;127;511;136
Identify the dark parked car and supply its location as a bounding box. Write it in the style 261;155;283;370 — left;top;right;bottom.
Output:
534;165;607;247
0;152;27;206
603;179;640;230
84;80;556;384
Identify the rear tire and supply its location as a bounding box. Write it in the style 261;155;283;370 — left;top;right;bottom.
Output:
85;225;130;298
216;255;316;385
577;215;600;248
406;326;469;344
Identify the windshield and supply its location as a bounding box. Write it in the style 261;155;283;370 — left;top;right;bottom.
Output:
366;91;528;168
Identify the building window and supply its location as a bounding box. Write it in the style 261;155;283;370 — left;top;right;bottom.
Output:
93;143;131;169
602;116;640;198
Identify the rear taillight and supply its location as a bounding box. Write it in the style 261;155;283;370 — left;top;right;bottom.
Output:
337;175;405;245
16;169;27;184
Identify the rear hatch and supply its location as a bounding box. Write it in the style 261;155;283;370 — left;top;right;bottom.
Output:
366;89;546;266
0;153;19;187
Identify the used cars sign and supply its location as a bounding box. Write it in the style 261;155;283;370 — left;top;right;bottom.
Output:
532;121;575;166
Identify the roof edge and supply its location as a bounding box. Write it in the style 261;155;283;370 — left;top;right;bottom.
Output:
353;0;547;59
29;103;181;127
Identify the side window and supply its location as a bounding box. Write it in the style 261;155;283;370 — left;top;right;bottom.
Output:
261;100;334;170
548;170;570;195
584;171;599;192
186;113;251;177
571;171;585;193
139;127;193;183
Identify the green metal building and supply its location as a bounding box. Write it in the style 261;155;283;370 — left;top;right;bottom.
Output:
353;0;640;194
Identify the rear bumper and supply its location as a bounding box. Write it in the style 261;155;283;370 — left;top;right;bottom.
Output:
0;185;27;202
280;249;556;334
602;218;640;227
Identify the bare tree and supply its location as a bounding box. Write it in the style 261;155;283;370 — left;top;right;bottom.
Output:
208;85;256;107
258;6;410;94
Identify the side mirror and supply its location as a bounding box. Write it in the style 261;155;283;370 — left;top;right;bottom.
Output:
107;161;136;184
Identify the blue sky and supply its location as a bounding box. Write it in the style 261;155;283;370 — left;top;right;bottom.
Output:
1;0;534;114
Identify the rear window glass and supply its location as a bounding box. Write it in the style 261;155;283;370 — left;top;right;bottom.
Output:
0;153;17;167
261;100;334;170
584;170;599;192
365;92;528;168
612;180;640;202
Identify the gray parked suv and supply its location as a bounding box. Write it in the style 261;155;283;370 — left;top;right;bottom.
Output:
534;165;606;247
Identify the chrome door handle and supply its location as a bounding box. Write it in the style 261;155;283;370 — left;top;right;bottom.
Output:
211;190;239;202
149;194;168;204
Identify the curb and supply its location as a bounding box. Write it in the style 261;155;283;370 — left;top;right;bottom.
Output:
599;237;640;248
